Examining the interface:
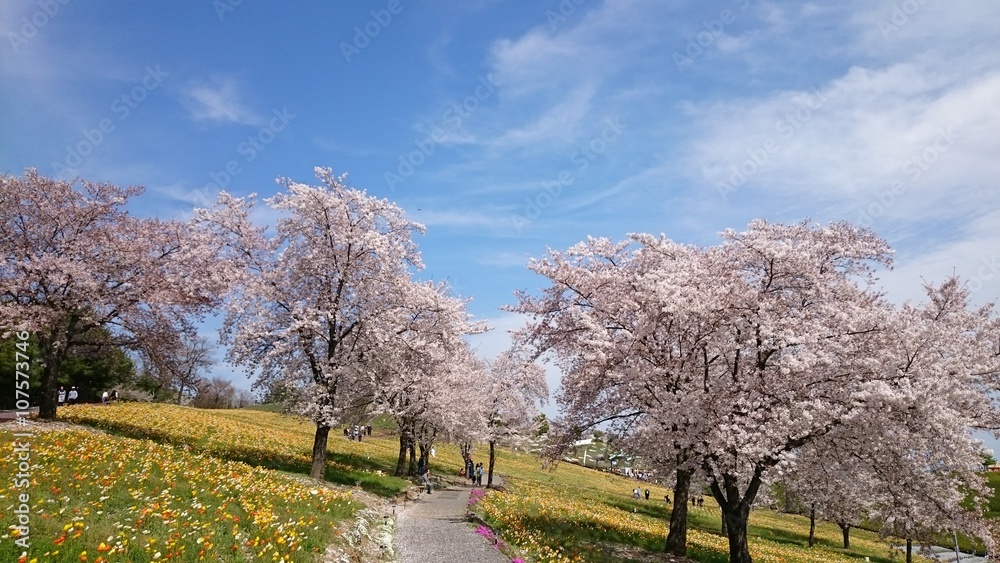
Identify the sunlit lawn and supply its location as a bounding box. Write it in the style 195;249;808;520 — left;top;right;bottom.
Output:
0;428;354;562
58;403;413;498
470;446;933;563
2;403;944;562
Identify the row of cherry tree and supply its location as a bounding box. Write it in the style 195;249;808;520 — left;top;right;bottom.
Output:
1;168;547;485
201;168;547;480
508;222;1000;563
6;168;997;563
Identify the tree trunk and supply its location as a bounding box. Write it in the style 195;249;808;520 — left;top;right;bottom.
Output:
808;503;816;547
176;383;185;405
407;440;417;475
722;504;753;563
710;471;763;563
37;334;65;420
310;423;330;480
38;355;61;419
721;512;728;536
395;434;407;476
487;440;496;487
664;468;691;556
417;443;429;475
838;522;850;549
905;538;912;563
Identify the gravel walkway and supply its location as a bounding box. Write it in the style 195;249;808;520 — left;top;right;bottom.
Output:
394;483;511;563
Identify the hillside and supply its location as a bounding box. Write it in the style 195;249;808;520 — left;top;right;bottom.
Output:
0;403;940;562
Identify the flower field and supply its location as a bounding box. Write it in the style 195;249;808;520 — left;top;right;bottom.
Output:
0;427;354;562
57;403;411;497
1;403;937;562
466;451;931;563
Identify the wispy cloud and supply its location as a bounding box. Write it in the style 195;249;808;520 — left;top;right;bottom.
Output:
879;207;1000;307
488;84;596;151
473;251;530;268
677;58;1000;225
410;208;513;230
181;76;261;126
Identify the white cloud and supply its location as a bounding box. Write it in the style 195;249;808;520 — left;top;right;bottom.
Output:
182;76;262;126
879;208;1000;308
850;0;1000;59
409;208;512;230
474;251;530;268
486;83;596;150
682;60;1000;226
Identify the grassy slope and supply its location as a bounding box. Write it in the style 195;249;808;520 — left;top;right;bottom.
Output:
0;426;354;562
472;446;932;563
2;403;954;562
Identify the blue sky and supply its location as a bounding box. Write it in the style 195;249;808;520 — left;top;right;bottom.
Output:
3;1;999;446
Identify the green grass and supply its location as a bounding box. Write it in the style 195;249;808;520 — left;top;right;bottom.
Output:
985;471;1000;518
470;447;940;563
5;402;986;562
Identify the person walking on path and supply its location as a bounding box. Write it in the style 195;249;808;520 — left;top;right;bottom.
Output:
67;387;78;405
422;468;433;494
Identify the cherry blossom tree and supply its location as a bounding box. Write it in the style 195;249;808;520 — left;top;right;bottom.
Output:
512;220;999;563
406;345;486;475
214;168;433;480
679;221;896;563
859;278;999;560
480;349;549;486
365;280;487;476
509;234;721;556
774;439;877;549
0;169;237;419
